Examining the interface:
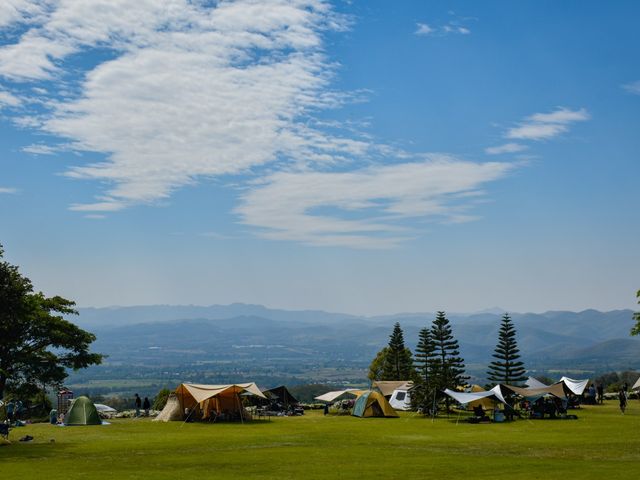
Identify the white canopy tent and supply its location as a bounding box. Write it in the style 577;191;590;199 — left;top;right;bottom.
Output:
443;385;509;406
633;377;640;390
314;389;362;403
558;377;589;396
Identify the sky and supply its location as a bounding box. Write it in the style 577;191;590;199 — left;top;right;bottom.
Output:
0;0;638;315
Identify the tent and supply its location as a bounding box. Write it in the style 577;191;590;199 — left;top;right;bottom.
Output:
501;383;567;401
174;383;266;422
444;385;509;407
372;381;412;397
558;377;589;396
64;396;102;426
467;385;496;411
314;389;362;403
94;404;117;418
633;377;640;391
525;376;550;389
154;393;182;422
262;386;299;410
352;390;398;418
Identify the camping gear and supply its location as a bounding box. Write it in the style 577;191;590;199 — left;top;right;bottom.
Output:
64;396;102;426
262;386;299;412
94;404;117;418
372;381;413;411
49;409;57;424
351;390;398;418
467;385;495;411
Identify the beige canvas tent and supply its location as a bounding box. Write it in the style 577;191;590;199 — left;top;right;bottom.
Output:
158;383;266;422
154;393;182;422
467;385;496;410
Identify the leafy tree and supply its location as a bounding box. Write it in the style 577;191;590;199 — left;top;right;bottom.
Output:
411;327;436;412
429;311;468;409
486;313;527;385
368;347;389;381
0;243;103;399
153;388;172;411
631;290;640;336
382;323;415;381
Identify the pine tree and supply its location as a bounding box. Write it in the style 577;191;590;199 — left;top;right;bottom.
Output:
382;322;415;380
487;313;527;385
414;327;434;385
411;327;436;412
429;311;468;408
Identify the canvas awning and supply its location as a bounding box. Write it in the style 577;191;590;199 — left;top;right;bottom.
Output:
557;377;589;395
525;376;549;389
372;381;413;397
443;385;508;406
501;382;567;399
176;383;266;404
315;389;363;402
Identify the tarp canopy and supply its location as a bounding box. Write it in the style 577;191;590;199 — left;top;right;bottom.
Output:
558;377;589;395
372;381;413;397
64;396;102;426
443;385;508;406
501;382;567;400
263;386;299;407
154;393;182;422
467;385;496;410
525;376;550;389
352;391;399;418
633;377;640;390
315;389;363;403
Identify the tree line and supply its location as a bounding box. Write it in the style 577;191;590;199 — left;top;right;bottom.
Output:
368;312;527;413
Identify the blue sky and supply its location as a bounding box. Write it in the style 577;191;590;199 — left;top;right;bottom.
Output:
1;0;638;315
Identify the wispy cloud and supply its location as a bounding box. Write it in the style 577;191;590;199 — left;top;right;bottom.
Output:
485;143;528;155
622;81;640;95
415;22;470;37
236;156;514;248
0;187;19;194
505;107;589;141
0;89;21;107
0;1;517;248
22;143;60;155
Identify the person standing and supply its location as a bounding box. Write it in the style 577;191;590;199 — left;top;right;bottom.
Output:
143;397;151;416
619;389;627;414
597;384;604;404
134;394;142;417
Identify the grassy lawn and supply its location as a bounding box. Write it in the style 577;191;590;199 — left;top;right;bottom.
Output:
2;401;639;479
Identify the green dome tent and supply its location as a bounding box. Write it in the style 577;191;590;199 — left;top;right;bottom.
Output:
64;396;102;426
352;390;398;418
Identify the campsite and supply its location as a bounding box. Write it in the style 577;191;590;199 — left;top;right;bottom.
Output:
2;401;640;479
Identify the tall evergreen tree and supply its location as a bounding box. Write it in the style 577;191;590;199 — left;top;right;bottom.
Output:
486;313;527;385
382;322;415;380
429;311;468;407
410;327;436;412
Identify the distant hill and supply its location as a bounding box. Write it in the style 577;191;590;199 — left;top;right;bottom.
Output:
66;305;639;395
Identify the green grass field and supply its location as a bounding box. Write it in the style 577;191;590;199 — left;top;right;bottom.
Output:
2;402;639;479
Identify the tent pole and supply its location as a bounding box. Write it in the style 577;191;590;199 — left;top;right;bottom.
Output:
237;393;244;424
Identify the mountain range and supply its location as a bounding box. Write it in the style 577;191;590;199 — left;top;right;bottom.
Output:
66;304;639;396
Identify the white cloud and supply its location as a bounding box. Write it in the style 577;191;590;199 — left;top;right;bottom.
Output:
506;107;589;141
0;187;19;194
0;0;53;29
1;1;517;248
22;143;59;155
0;90;21;107
485;143;528;155
415;15;471;37
415;23;434;36
236;156;514;248
622;81;640;95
